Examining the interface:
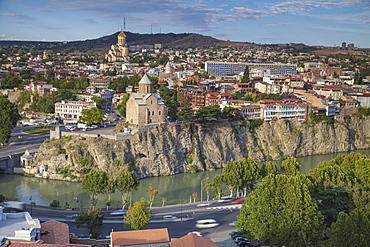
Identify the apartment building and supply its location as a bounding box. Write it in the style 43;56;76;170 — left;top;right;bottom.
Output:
55;100;97;124
205;61;297;77
259;99;308;121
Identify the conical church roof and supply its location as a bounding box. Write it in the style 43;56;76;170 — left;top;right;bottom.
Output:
139;73;152;84
118;31;126;37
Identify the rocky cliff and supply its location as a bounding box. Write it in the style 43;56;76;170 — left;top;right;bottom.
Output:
32;117;370;181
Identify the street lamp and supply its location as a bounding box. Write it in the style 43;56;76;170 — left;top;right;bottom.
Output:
29;196;33;217
200;177;209;202
73;197;78;210
56;189;59;211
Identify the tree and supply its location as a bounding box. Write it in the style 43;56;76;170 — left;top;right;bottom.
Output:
260;161;279;177
222;106;241;119
116;93;130;117
0;97;20;145
280;157;301;176
158;86;178;119
212;174;224;199
237;174;324;247
176;106;195;122
195;105;221;122
222;158;261;197
91;95;106;109
191;192;199;203
146;186;158;208
105;179;116;210
81;170;108;209
162;197;167;207
124;197;151;230
75;208;104;239
79;108;104;126
241;65;250;83
203;179;212;201
116;170;139;209
326;209;370;246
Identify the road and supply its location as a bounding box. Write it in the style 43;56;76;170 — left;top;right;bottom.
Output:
26;201;242;244
0;126;48;156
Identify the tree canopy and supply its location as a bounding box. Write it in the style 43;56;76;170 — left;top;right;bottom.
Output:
75;208;104;239
124;197;151;230
79;108;104;126
81;170;108;208
237;174;324;246
0;97;20;144
116;170;139;209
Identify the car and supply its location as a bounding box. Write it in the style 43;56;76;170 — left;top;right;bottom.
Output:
229;231;243;237
163;215;177;220
66;214;80;219
187;231;202;237
196;202;213;207
195;219;219;229
218;196;233;202
229;220;238;226
232;199;245;204
109;209;127;216
17;136;23;139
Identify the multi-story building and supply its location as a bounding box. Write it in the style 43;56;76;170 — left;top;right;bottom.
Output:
55;100;97;124
205;61;297;77
205;92;233;106
220;100;261;119
177;86;208;110
89;78;111;90
259;99;308;121
312;85;344;100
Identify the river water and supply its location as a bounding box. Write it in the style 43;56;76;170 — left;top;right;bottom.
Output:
1;149;369;208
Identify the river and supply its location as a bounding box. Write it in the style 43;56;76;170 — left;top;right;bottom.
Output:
1;149;369;209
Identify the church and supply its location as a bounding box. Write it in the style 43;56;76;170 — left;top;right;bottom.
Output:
126;74;167;125
105;31;129;62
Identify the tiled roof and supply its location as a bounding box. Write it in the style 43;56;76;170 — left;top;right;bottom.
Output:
110;228;170;246
171;233;218;247
40;220;69;245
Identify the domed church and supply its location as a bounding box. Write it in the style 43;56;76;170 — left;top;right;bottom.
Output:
126;74;167;125
105;31;129;62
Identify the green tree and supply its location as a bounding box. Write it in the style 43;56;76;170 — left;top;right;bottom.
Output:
75;208;104;239
124;197;151;230
146;186;158;208
116;93;130;118
222;158;260;197
105;179;116;210
176;106;195;122
191;192;199;203
116;170;139;209
158;86;178;119
241;65;250;83
326;209;370;247
91;95;106;109
79;108;104;126
162;197;167;207
81;170;108;208
280;157;301;176
195;105;221;122
203;179;212;201
222;106;241;119
237;174;324;247
0;97;20;145
260;161;279;177
212;174;224;199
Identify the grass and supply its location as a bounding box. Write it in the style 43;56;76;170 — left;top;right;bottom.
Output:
23;126;52;135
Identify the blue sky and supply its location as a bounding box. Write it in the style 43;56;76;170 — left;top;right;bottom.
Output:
1;0;369;48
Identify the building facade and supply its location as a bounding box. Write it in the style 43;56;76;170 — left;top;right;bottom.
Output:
55;100;97;124
205;61;297;77
126;74;167;125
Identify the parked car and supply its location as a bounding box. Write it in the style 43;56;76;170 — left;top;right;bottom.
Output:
218;196;233;203
163;215;177;220
229;231;243;237
110;209;127;216
195;219;219;229
197;202;213;207
229;220;238;226
17;136;23;139
187;231;202;237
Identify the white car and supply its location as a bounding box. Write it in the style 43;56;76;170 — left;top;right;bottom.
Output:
196;202;213;207
17;135;23;139
188;231;202;237
218;196;233;203
195;219;219;229
229;221;238;226
109;209;127;216
163;215;177;220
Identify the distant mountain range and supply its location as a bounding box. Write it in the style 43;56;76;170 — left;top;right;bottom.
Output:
0;32;269;53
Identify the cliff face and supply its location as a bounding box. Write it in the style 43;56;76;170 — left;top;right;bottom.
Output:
33;117;370;181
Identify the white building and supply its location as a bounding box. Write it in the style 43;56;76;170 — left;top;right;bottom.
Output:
0;206;41;246
55;100;97;124
259;100;308;121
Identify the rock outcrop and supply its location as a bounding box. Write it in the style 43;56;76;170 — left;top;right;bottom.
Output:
32;117;370;181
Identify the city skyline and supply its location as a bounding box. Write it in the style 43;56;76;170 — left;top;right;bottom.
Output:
1;0;369;48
